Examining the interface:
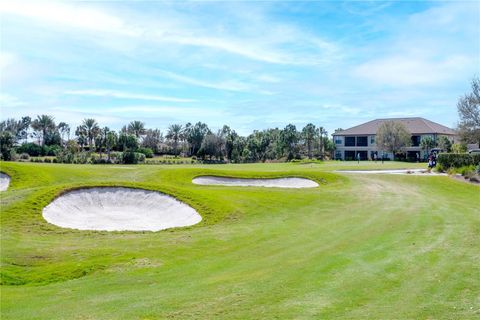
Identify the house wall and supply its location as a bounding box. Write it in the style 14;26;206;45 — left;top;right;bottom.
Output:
332;133;454;160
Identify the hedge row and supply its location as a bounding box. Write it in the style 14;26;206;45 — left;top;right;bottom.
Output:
437;153;480;169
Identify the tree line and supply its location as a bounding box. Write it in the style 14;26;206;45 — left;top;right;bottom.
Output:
0;116;334;164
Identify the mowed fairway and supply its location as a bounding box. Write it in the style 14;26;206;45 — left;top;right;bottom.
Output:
0;162;479;319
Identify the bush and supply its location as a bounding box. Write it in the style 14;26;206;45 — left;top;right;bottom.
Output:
122;151;145;164
76;152;90;164
17;142;43;157
19;153;30;160
137;147;154;158
44;158;52;163
437;153;480;170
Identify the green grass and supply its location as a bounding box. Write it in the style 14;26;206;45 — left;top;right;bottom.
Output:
0;161;478;319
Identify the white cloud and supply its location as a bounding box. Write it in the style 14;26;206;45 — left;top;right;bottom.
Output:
0;93;25;108
0;1;338;66
353;55;472;86
64;89;195;103
156;70;254;92
0;2;136;36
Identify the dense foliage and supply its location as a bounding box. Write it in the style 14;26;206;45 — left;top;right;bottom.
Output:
437;153;480;170
0;115;335;163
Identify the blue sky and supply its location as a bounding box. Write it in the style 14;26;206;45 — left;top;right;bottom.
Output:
1;1;479;135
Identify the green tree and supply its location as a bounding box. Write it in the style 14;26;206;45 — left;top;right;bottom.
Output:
0;131;15;160
420;136;436;155
166;124;184;156
57;122;70;145
142;129;163;153
376;121;411;159
106;131;118;162
31;115;56;146
127;121;146;139
78;118;100;150
457;77;480;146
302;123;316;159
185;122;210;156
280;124;299;160
437;136;452;152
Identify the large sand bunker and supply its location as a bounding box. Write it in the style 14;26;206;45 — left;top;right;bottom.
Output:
192;176;319;188
0;173;10;191
42;187;202;231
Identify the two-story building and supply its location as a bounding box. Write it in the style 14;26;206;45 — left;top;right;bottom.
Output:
332;117;456;160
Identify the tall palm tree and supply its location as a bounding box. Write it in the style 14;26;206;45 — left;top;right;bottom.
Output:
302;123;316;159
127;121;146;139
75;125;87;151
317;126;327;159
106;131;117;162
57;122;70;145
81;118;100;150
166;124;184;156
31;115;56;146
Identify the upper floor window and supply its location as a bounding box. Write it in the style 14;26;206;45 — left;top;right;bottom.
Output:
335;137;342;144
370;136;375;144
411;135;421;147
356;136;368;147
345;136;355;146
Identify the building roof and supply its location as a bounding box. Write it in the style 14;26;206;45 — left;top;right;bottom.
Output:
333;117;456;136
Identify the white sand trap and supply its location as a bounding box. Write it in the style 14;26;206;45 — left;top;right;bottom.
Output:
192;176;319;188
0;173;10;191
42;187;201;231
335;169;446;176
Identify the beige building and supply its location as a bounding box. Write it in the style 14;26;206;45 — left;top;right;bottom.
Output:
332;117;457;161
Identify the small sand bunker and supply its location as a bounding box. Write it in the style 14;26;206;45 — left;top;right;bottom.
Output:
0;173;10;191
42;187;201;231
192;176;319;188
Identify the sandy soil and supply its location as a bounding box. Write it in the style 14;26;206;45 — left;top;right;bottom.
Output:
335;169;447;176
42;187;202;231
192;176;319;188
0;173;10;191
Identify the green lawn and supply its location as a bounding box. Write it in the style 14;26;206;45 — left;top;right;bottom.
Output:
0;161;478;319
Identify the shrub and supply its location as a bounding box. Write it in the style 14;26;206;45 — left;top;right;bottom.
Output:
17;142;42;157
44;158;52;163
437;153;480;170
76;152;90;164
19;153;30;160
137;147;154;158
122;151;145;164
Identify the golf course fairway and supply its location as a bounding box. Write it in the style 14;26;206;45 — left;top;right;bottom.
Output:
0;161;478;319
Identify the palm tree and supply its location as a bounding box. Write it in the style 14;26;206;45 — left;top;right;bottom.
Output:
75;125;87;151
317;126;327;159
302;123;316;159
106;131;117;162
81;118;100;150
57;122;70;146
127;121;146;139
96;127;110;159
166;124;184;156
31;115;56;146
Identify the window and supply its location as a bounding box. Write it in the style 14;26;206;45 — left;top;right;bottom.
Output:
334;137;342;145
370;136;375;144
356;136;368;147
345;137;355;146
411;136;421;147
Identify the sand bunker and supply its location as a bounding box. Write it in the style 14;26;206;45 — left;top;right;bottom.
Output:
192;176;319;188
42;187;201;231
0;173;10;191
335;169;446;176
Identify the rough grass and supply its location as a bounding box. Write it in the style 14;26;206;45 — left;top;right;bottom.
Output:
0;161;478;319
